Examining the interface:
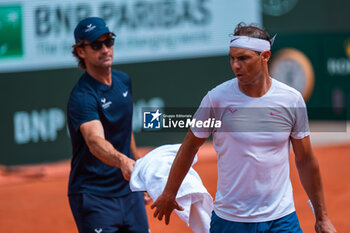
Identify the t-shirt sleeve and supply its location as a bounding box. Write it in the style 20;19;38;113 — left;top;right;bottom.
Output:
291;94;310;139
67;91;100;133
191;92;213;139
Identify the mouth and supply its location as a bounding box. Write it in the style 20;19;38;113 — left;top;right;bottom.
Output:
236;74;243;79
100;55;113;62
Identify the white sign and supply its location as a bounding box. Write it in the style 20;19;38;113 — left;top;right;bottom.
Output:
14;108;66;144
0;0;261;73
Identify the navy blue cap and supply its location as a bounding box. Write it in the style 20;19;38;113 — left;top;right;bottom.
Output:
74;17;115;43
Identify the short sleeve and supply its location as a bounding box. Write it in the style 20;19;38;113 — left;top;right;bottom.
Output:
291;95;310;139
191;93;213;139
67;91;100;133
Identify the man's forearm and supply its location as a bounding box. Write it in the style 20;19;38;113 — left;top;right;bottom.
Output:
163;144;197;197
163;130;205;197
296;154;328;220
88;136;129;168
151;130;207;225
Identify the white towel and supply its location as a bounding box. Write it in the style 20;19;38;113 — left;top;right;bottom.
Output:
130;144;213;233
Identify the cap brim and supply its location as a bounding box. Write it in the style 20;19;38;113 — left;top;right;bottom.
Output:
85;29;115;42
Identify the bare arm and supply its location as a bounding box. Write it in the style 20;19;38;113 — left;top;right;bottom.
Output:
80;120;135;181
291;136;336;233
151;129;207;225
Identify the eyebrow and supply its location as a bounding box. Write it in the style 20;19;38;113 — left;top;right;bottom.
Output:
229;53;250;58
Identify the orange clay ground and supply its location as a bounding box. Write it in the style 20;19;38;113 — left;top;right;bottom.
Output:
0;142;349;233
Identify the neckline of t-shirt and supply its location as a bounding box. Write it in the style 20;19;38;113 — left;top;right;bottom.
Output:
233;77;275;100
85;72;114;91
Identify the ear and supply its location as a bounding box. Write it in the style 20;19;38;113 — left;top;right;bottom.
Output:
261;50;271;63
76;47;86;59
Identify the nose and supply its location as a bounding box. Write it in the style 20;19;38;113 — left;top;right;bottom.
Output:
231;59;241;71
100;43;109;53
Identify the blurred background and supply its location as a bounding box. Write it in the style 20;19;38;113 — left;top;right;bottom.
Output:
1;1;350;232
1;0;349;165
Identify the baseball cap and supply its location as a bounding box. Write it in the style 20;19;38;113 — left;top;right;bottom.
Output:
74;17;115;43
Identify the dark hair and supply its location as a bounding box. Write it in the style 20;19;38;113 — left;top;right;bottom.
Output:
233;22;271;45
72;42;86;70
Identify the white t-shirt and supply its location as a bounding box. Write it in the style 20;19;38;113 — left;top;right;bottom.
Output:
192;78;310;222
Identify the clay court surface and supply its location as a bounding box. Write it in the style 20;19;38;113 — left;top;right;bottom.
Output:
0;142;349;233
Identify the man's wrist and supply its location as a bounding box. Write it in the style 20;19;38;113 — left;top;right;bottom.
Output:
162;188;177;201
316;213;329;221
116;152;128;167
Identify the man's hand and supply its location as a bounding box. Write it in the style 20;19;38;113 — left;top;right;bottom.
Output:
120;156;135;181
315;218;337;233
151;193;184;225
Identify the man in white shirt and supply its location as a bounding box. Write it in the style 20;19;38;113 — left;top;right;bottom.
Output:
151;23;336;233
